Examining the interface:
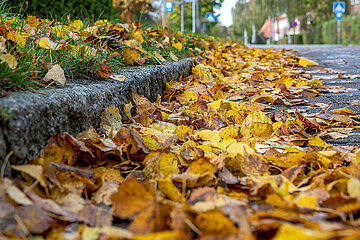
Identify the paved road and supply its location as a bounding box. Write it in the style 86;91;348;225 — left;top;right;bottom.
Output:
250;45;360;146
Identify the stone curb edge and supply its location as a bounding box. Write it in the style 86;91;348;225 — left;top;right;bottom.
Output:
0;58;193;175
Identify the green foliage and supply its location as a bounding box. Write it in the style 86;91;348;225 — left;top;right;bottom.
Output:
302;15;360;44
313;24;324;44
8;0;113;21
302;29;314;44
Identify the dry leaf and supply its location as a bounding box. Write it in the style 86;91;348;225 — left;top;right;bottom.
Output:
100;105;123;136
43;64;66;87
299;57;318;67
109;74;125;81
0;53;17;69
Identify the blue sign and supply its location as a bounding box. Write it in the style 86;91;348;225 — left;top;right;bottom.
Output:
206;13;215;23
336;12;343;20
333;2;345;13
165;1;173;13
292;21;298;27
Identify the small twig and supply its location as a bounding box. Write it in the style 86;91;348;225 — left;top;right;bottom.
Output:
1;151;13;178
14;214;31;237
185;218;202;235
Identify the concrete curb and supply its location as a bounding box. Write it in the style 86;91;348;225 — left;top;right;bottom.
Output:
0;58;193;174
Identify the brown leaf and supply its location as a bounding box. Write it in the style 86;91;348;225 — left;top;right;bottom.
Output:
78;204;113;227
296;110;321;131
111;178;156;219
195;210;238;236
42;132;95;166
100;105;123;137
43;64;66;87
17;205;53;234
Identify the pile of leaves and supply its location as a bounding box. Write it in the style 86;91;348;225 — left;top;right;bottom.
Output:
0;12;204;94
2;35;360;239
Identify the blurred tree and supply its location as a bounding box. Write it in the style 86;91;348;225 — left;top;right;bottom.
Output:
9;0;113;21
112;0;153;23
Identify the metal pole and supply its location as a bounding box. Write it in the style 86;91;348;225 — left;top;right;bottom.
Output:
267;16;271;44
181;0;184;33
337;20;341;44
192;0;196;33
196;0;201;32
287;16;291;44
162;0;165;29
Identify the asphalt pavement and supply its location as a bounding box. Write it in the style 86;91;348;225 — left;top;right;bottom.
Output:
250;45;360;146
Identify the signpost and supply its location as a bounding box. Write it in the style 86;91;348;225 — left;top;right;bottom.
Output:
163;0;198;33
206;13;215;23
333;2;345;44
165;1;173;13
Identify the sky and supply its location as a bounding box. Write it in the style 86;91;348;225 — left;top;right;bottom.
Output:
215;0;239;27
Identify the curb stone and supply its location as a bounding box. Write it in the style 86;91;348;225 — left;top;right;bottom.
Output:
0;58;193;176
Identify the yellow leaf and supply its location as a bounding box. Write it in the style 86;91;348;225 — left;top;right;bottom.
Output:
241;111;273;138
144;151;180;179
330;108;355;116
209;100;239;110
195;210;238;235
82;226;100;240
226;142;255;158
273;223;333;240
36;37;63;50
308;137;328;148
92;167;124;184
156;178;185;202
72;20;84;29
172;41;182;52
6;31;26;48
299;57;318;67
176;90;198;102
188;158;215;177
174;125;193;141
133;231;188;240
124;102;133;121
4;17;17;25
238;102;266;111
137;46;153;58
27;16;41;27
219;125;240;139
272;121;283;131
12;164;46;188
36;37;51;49
252;175;298;196
294;196;318;209
43;64;67;87
51;25;78;40
348;177;360;200
132;30;144;44
154;51;167;62
196;130;221;142
0;53;17;69
99;226;132;239
94;19;109;26
122;47;141;65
